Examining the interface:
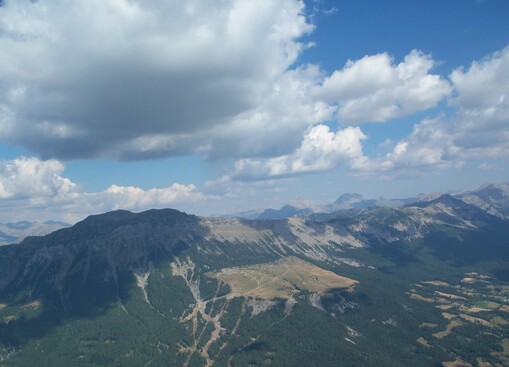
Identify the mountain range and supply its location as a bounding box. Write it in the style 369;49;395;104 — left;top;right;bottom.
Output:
255;183;509;221
0;221;70;247
0;183;508;366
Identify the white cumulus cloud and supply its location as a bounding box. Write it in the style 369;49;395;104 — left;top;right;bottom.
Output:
354;45;509;177
215;124;367;181
451;45;509;113
206;66;336;160
0;157;212;222
103;183;209;211
315;50;452;124
0;0;313;160
449;45;509;158
0;157;77;200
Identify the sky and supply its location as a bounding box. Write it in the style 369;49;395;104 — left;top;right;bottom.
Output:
0;0;508;223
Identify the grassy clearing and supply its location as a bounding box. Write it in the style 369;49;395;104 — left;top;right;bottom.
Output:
417;337;431;348
434;291;467;301
461;277;477;284
407;292;435;303
0;303;6;311
410;274;509;365
432;319;463;339
472;300;500;310
466;307;491;313
491;316;509;326
436;304;457;310
441;358;472;367
207;256;357;300
423;281;450;287
458;314;492;327
475;358;492;367
3;315;16;324
441;312;456;320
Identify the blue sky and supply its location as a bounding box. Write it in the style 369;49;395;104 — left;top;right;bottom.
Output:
0;0;508;222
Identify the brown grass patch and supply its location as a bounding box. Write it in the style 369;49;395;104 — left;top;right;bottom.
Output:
458;314;492;327
207;256;357;300
441;358;472;367
423;281;450;287
461;277;477;284
442;312;457;320
433;319;463;339
435;291;467;301
407;292;435;303
466;307;491;313
501;305;509;313
475;357;492;367
436;304;457;310
491;316;509;327
3;315;16;324
0;303;6;311
417;337;431;348
472;301;500;310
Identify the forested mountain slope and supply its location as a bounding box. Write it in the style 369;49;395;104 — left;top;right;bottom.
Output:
0;196;508;366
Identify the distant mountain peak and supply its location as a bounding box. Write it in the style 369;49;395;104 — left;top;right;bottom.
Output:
0;220;70;246
288;198;322;211
407;193;467;208
5;221;35;230
414;192;443;203
334;193;363;205
257;204;313;220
